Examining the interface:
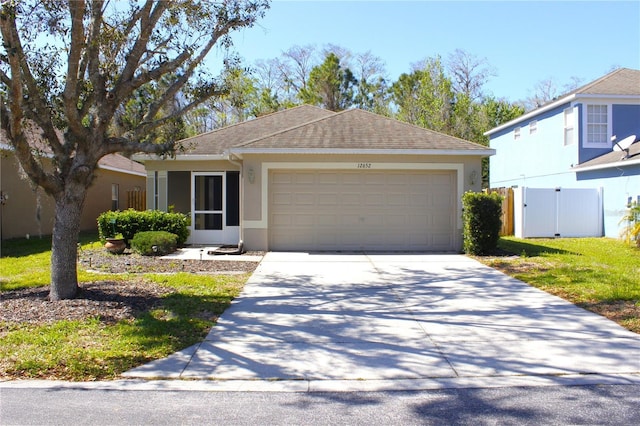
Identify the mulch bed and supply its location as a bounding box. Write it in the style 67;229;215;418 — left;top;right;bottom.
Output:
1;247;262;326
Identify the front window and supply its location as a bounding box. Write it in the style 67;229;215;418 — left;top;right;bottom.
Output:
586;104;608;146
529;120;537;135
111;184;119;211
514;127;521;140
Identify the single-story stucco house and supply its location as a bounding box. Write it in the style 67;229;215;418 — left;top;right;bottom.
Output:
135;105;494;252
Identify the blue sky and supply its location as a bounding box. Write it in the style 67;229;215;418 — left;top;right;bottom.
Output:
223;0;640;103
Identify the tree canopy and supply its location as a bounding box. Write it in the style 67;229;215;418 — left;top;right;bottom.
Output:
0;0;269;300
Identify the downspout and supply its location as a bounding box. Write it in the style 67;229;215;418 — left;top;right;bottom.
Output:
226;151;244;247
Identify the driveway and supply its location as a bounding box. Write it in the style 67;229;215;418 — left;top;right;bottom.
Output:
124;253;640;391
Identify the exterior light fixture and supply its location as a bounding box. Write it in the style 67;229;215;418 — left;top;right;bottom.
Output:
469;170;478;186
247;167;255;184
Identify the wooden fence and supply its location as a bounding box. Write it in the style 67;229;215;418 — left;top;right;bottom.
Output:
485;187;514;236
127;190;146;211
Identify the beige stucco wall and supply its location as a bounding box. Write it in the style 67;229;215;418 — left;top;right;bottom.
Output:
240;153;483;251
140;153;485;251
1;155;55;239
1;154;145;240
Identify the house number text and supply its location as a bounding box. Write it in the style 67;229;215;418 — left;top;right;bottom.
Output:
357;163;372;169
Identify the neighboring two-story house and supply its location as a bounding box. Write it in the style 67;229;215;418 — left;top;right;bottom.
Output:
486;68;640;238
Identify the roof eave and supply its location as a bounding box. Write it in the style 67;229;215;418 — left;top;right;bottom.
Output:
484;94;576;136
231;148;496;156
572;157;640;172
485;93;640;137
98;165;146;177
132;153;227;162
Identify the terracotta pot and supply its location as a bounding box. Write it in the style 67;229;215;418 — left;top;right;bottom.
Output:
104;238;126;255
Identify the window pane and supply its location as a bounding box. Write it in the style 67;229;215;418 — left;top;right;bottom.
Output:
226;171;240;226
586;105;608;144
213;176;223;211
194;213;223;230
195;175;223;211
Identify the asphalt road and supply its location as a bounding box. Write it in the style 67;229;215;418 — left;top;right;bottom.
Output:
2;384;639;425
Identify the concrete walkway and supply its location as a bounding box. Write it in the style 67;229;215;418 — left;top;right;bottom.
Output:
122;253;640;391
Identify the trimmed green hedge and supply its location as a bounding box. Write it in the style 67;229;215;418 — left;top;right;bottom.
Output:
97;209;190;246
462;191;503;255
131;231;178;256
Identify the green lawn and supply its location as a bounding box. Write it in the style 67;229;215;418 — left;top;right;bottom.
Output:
1;235;638;381
478;237;640;333
0;234;247;381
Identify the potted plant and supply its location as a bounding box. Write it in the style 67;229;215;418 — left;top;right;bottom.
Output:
104;233;127;254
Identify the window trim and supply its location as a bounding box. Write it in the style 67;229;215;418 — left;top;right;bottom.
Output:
514;126;521;140
583;104;612;148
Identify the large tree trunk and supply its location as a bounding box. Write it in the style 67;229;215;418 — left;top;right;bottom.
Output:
49;185;86;301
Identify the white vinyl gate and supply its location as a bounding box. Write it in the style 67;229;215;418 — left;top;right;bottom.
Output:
514;187;603;238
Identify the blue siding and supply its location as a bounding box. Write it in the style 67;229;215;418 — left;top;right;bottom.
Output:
489;99;640;240
576;166;640;238
489;102;577;189
612;104;640;141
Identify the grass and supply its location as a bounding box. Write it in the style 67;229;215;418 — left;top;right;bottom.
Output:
0;234;247;381
1;235;638;381
478;237;640;333
0;232;106;291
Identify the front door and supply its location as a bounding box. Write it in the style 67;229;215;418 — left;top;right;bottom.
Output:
191;172;239;245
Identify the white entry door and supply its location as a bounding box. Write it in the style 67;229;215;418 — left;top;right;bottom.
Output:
191;172;239;245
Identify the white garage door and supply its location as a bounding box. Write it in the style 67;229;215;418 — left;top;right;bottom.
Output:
269;170;456;251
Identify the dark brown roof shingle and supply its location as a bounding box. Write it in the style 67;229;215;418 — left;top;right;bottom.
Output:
181;105;336;155
233;108;489;152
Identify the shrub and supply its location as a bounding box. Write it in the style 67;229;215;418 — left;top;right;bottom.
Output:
462;191;503;255
620;201;640;247
97;209;190;245
131;231;178;256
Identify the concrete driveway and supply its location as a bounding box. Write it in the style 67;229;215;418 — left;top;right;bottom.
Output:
124;253;640;391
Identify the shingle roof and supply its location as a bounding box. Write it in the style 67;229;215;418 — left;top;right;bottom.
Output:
567;68;640;97
98;154;146;175
180;105;335;155
573;138;640;171
232;108;489;152
485;68;640;136
1;128;145;176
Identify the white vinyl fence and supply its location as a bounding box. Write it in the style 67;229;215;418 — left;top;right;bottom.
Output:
513;187;603;238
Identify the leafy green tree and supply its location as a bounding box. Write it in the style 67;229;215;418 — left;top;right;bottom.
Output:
391;58;455;132
390;70;424;124
0;0;269;300
299;53;356;111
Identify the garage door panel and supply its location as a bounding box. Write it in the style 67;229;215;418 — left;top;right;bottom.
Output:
318;193;339;205
365;193;385;206
294;193;314;205
341;193;362;205
269;170;456;251
294;173;315;184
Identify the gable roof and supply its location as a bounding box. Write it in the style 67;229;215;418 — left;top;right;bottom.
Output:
177;104;336;156
232;108;491;154
486;68;640;136
565;67;640;97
